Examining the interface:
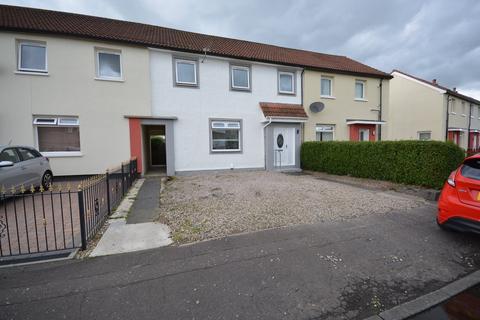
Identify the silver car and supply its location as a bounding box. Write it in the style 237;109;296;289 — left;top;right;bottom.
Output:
0;145;53;191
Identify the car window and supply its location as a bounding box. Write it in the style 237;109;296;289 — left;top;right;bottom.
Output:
461;159;480;180
0;149;21;163
30;149;42;157
17;148;37;161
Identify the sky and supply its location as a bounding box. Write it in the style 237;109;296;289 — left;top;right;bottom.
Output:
2;0;480;99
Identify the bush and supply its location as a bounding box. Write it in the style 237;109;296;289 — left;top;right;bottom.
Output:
301;140;465;189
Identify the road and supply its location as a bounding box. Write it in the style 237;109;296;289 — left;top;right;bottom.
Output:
0;203;479;320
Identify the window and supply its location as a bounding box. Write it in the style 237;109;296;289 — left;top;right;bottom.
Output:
231;65;250;90
450;99;456;114
210;120;241;152
96;50;122;80
34;116;81;155
418;131;431;141
0;149;20;163
17;148;38;161
461;158;480;181
461;102;466;116
278;71;295;94
175;58;197;85
18;41;47;73
355;80;366;100
315;125;334;141
321;76;333;97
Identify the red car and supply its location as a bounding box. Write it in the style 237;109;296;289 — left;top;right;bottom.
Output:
438;154;480;234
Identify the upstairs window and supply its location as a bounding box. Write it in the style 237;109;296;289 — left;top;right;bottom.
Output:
355;80;366;100
321;76;333;97
461;102;466;116
175;58;198;86
231;65;250;91
96;49;122;80
210;120;242;152
278;71;295;94
18;41;47;73
34;116;81;155
316;125;335;141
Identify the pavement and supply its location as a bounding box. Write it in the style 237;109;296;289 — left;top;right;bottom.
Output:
1;203;479;319
90;178;172;257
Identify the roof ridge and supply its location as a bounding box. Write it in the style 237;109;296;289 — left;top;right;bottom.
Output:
0;4;347;60
0;4;391;78
392;69;480;104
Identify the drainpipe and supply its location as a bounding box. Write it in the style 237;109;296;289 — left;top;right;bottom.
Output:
300;68;305;106
378;79;383;141
445;94;450;141
468;103;473;151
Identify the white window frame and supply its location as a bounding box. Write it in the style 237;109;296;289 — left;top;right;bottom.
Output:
174;58;198;86
315;125;335;141
231;65;251;91
17;41;48;73
210;120;242;153
461;102;466;117
320;76;334;98
418;131;432;141
449;99;456;115
278;71;295;95
96;49;123;81
355;80;367;101
33;116;82;157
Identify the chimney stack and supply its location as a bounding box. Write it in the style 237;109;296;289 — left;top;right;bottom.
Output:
432;79;437;85
453;87;457;92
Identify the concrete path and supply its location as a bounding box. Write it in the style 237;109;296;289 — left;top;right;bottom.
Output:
126;177;162;224
90;178;172;257
1;204;479;319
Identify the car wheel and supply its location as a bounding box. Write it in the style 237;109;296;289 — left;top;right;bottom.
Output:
41;171;53;190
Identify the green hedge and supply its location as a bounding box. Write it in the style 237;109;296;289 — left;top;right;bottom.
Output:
301;140;465;189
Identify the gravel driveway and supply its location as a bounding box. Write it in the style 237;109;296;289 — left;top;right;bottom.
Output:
157;171;427;243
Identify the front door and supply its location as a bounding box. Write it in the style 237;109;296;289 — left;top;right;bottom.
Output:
273;127;295;167
150;134;166;167
359;128;370;141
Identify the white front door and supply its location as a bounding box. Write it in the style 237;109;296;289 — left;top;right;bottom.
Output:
359;128;370;141
273;127;295;167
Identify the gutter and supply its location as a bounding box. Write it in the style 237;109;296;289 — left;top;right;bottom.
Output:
468;103;473;150
378;79;383;141
445;94;450;141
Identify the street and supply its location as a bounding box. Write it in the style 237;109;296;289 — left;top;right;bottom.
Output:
0;203;479;320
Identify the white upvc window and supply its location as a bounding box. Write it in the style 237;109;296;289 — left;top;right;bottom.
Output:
18;41;47;73
461;102;466;116
278;71;295;94
175;58;198;86
96;49;123;80
231;65;250;90
449;99;456;114
210;120;242;152
355;80;366;100
418;131;432;141
33;116;81;157
321;76;333;98
315;125;335;141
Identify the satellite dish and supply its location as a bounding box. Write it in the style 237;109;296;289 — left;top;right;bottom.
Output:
309;102;325;113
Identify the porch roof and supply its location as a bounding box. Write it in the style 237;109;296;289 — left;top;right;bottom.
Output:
346;119;386;125
124;115;178;120
260;102;308;120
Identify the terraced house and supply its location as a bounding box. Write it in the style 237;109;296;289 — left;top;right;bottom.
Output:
389;70;480;151
0;5;391;177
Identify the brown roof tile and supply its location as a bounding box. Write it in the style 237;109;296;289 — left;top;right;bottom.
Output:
0;5;391;79
260;102;308;118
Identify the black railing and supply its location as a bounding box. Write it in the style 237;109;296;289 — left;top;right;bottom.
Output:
0;186;80;257
0;158;138;258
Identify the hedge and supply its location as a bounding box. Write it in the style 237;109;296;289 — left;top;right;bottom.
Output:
301;140;465;189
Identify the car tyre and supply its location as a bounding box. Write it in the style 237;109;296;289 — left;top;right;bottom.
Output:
41;171;53;190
